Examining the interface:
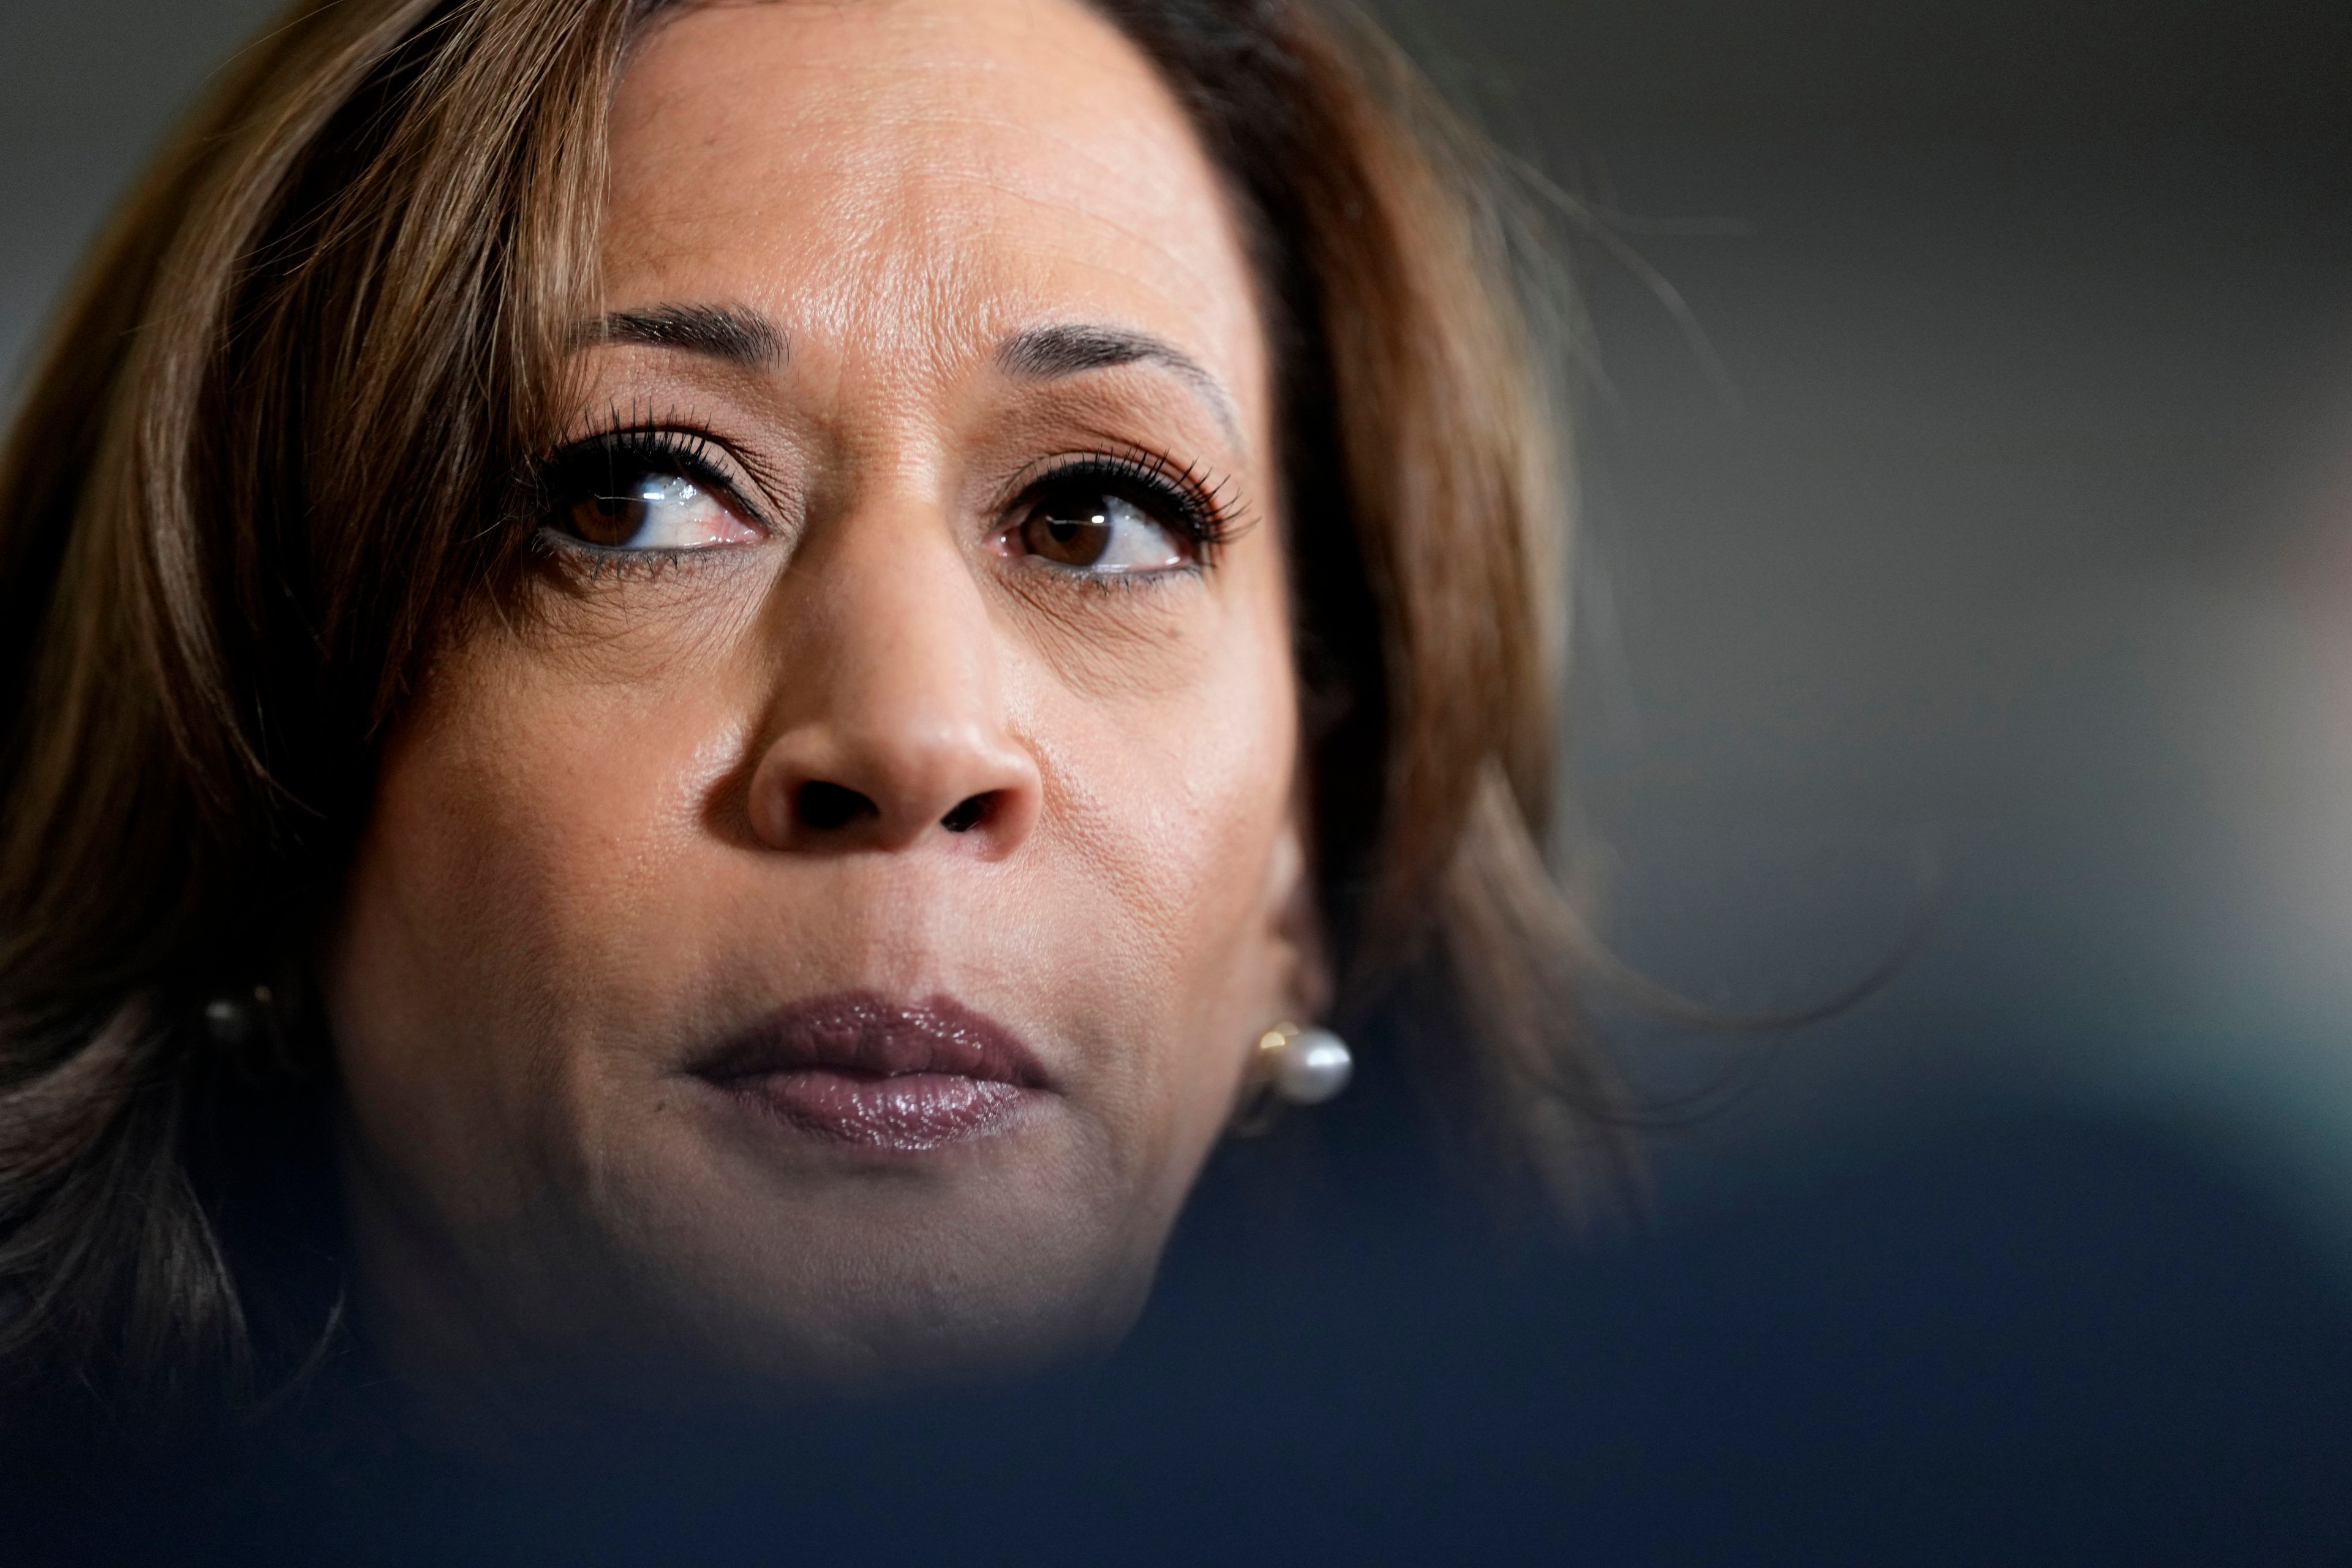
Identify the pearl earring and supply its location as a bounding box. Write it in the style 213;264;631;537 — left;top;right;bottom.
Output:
1255;1020;1353;1107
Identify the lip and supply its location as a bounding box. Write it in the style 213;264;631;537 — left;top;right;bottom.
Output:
688;990;1051;1150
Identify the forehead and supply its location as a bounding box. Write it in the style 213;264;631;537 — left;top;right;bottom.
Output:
605;0;1265;399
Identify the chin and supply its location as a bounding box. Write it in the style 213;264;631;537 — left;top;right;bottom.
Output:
608;1222;1159;1409
552;1104;1175;1404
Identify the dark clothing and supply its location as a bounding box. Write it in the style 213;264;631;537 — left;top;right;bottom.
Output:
14;1104;2352;1565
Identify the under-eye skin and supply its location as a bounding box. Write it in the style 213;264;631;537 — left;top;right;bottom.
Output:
534;424;767;560
998;450;1243;582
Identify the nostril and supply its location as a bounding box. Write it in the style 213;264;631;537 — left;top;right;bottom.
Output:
940;793;992;834
796;781;878;832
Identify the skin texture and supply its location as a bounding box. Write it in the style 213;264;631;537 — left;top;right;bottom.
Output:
326;0;1321;1412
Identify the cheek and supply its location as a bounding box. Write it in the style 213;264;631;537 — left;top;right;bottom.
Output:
326;643;741;1219
1023;586;1303;1159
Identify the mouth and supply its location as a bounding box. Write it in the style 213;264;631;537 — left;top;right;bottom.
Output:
688;990;1052;1151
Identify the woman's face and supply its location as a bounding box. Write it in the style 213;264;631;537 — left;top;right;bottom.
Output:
326;0;1316;1401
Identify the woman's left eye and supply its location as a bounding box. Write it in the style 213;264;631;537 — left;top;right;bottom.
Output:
1012;479;1189;575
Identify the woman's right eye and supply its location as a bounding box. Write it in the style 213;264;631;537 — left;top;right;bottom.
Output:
544;441;763;551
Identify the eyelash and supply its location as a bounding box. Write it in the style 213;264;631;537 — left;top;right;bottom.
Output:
526;420;1247;578
1006;444;1246;571
520;417;756;578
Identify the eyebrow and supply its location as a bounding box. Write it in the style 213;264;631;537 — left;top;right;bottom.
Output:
577;303;787;369
995;323;1243;447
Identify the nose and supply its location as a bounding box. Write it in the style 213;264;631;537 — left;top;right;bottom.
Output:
744;499;1040;858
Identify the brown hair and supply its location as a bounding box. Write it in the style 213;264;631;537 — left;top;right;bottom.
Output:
0;0;1628;1403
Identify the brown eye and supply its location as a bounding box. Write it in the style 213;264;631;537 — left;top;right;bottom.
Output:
570;492;648;548
546;463;761;552
1014;482;1186;574
1020;491;1114;567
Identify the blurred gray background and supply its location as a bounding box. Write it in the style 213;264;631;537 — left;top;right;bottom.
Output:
7;0;2352;1258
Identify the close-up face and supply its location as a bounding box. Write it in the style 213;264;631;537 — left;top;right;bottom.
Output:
325;0;1314;1401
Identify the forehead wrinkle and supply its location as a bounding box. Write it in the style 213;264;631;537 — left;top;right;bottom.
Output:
869;105;1245;316
798;160;1262;429
674;56;1242;306
609;2;1267;445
